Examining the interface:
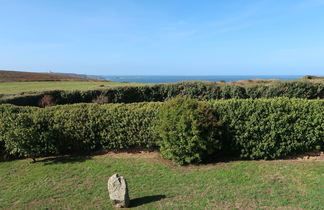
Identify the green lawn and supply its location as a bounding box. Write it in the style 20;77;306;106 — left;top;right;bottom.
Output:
0;81;149;94
0;153;323;209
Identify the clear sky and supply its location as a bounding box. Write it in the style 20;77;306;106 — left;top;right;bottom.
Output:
0;0;324;75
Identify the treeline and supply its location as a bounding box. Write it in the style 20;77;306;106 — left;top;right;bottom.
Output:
0;81;323;107
1;98;323;164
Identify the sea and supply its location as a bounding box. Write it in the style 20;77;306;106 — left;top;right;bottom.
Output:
103;75;303;83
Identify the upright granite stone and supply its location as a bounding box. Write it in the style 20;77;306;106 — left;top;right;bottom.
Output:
107;174;130;208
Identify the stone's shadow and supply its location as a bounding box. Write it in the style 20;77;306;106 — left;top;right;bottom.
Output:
37;156;92;165
130;195;166;207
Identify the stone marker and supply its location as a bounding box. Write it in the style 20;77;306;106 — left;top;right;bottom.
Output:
107;174;130;208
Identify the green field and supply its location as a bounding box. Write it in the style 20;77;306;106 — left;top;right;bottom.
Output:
1;153;323;209
0;81;148;95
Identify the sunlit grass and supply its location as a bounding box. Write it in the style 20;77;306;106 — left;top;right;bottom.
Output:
0;81;149;95
0;153;323;209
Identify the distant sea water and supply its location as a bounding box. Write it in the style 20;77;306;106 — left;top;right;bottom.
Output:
103;75;303;83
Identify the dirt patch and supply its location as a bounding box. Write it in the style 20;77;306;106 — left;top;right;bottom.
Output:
282;151;324;161
98;151;232;170
96;150;324;170
104;151;160;159
270;174;285;183
33;150;324;170
99;151;178;168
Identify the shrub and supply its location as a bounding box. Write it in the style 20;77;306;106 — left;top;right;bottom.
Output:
92;94;108;104
220;85;247;99
1;81;323;107
0;98;323;163
210;98;324;159
1;109;56;161
157;97;223;165
0;105;32;160
38;94;56;107
46;104;103;154
0;103;161;159
98;103;160;150
47;103;160;154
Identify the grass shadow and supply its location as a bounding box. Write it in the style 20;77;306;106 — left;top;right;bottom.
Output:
130;195;166;207
37;156;92;165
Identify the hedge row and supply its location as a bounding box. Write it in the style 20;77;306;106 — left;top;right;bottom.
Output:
0;98;323;164
210;99;324;159
1;81;323;107
0;103;160;161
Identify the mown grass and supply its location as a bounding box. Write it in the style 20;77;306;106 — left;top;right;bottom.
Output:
0;153;323;209
0;81;149;94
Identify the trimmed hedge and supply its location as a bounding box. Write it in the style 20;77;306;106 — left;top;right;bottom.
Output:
0;98;323;163
1;81;323;107
210;98;324;159
0;103;160;160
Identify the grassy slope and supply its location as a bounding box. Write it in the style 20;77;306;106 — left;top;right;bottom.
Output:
0;81;147;94
0;70;98;82
0;153;323;209
0;70;145;95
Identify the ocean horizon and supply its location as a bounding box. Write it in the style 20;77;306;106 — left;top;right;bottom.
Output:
103;75;304;83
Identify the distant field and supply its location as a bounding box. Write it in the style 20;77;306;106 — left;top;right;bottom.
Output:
1;70;323;95
0;70;98;82
0;153;323;209
0;81;147;94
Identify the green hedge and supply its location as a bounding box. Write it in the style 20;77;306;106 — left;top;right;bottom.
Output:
1;81;323;107
210;98;324;159
157;97;223;165
0;103;160;160
0;98;323;163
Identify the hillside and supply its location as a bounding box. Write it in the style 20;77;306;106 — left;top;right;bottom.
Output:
0;70;105;82
53;72;107;81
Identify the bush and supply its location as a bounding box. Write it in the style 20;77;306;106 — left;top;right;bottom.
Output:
1;109;56;161
39;94;57;107
157;97;223;165
210;98;324;159
0;105;31;160
246;82;324;99
1;81;323;107
0;103;161;160
47;103;160;154
0;98;323;163
92;94;108;104
98;103;160;150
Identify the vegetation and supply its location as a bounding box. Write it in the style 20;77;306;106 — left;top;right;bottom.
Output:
0;103;159;160
0;70;102;82
1;72;323;208
0;81;146;95
1;111;55;162
157;97;223;165
1;98;323;164
0;154;323;209
211;98;324;159
1;80;323;107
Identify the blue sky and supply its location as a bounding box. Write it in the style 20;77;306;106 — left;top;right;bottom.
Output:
0;0;324;75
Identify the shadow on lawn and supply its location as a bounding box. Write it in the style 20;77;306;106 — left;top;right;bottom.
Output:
130;195;166;207
37;156;92;165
